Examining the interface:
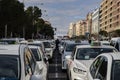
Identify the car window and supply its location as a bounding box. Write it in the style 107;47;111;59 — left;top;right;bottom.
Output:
95;57;108;80
112;60;120;80
0;55;19;80
76;48;116;60
30;48;42;61
24;48;36;75
43;42;51;48
65;44;77;52
90;56;102;78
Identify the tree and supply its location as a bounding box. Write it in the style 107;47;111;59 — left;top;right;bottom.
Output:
99;30;108;37
113;29;120;37
0;0;25;38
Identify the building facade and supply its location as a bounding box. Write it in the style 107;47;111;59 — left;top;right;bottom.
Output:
86;13;92;39
68;23;76;38
100;0;120;33
92;8;100;35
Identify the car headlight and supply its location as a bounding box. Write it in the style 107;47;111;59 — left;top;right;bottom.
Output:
73;67;86;75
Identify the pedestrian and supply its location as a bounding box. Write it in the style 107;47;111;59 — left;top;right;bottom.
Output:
55;39;60;49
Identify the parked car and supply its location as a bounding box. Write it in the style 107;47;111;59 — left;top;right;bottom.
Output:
0;44;43;80
28;45;48;80
43;41;54;60
66;45;118;80
88;53;120;80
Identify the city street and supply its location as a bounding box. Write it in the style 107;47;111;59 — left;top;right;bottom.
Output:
48;49;68;80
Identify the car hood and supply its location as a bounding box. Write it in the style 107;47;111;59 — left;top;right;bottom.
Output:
75;59;93;70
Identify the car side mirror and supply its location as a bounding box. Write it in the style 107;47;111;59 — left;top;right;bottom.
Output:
31;75;42;80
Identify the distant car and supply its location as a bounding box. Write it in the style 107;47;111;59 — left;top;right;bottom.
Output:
43;41;54;60
66;45;118;80
0;44;43;80
100;41;110;46
28;45;48;80
88;53;120;80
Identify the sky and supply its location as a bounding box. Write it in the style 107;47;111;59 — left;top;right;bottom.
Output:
19;0;102;36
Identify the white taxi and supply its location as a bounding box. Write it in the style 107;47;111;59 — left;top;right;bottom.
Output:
28;45;48;80
88;53;120;80
66;45;118;80
0;44;43;80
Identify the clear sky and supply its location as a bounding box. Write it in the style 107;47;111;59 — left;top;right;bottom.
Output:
19;0;102;36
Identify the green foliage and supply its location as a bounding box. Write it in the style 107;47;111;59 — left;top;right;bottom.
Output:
99;30;108;37
0;0;54;39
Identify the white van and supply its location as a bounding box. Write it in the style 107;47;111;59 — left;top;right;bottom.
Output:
110;37;120;51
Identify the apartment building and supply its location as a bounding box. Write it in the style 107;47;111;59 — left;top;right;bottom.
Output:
100;0;120;33
68;23;76;38
86;13;92;38
92;8;100;35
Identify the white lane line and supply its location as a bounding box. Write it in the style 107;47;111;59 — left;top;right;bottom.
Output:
55;73;58;78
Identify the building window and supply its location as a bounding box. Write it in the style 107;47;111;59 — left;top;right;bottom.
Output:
106;6;107;9
105;21;107;24
117;22;119;26
117;15;119;19
105;11;107;14
110;7;112;11
110;19;112;22
110;24;112;28
118;8;120;12
105;27;107;29
105;16;107;19
106;0;107;3
117;2;120;6
110;13;112;17
111;2;113;5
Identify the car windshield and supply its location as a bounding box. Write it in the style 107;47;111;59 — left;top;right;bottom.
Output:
0;55;19;80
76;48;116;60
43;42;51;48
31;48;42;61
112;60;120;80
66;43;80;52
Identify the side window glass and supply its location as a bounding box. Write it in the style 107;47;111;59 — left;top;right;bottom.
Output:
24;50;32;76
95;57;108;80
24;48;36;74
90;57;102;78
71;47;76;60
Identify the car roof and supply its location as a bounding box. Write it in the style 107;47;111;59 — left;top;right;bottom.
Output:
28;45;39;49
76;45;115;49
100;53;120;60
0;44;20;55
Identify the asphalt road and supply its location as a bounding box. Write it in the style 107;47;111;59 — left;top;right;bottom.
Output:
48;49;68;80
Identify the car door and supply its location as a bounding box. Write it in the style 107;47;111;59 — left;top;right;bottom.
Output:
24;48;36;80
88;56;108;80
88;56;102;80
95;57;108;80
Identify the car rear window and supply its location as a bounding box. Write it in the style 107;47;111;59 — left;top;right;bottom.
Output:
0;55;19;80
